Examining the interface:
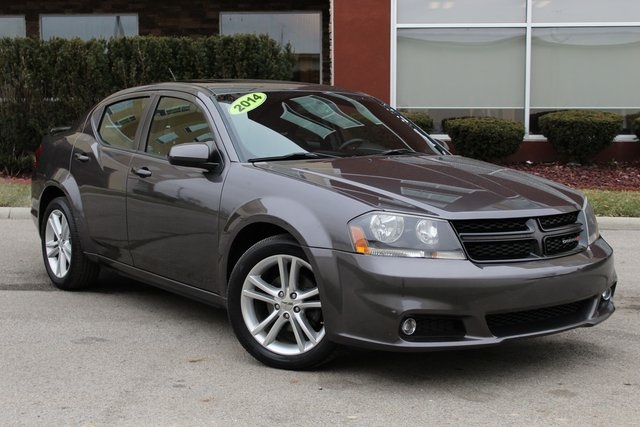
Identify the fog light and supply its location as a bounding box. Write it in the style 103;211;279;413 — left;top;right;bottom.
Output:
401;318;417;336
601;288;613;301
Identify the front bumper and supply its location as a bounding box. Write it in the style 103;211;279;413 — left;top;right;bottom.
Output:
310;237;616;351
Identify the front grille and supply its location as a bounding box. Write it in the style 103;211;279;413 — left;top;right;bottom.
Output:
486;298;593;337
544;233;581;255
452;211;583;262
465;240;536;261
539;212;579;230
453;218;529;234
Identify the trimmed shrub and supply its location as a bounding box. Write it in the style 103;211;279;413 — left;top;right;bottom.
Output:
401;111;434;133
445;117;524;161
633;116;640;141
0;35;295;176
539;110;623;163
441;116;476;134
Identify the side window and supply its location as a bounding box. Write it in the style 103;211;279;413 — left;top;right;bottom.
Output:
146;97;213;156
98;98;149;149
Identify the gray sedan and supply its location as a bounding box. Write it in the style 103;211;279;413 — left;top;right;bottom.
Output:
31;81;617;370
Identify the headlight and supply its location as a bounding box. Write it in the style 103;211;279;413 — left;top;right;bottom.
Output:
583;198;599;245
349;212;466;259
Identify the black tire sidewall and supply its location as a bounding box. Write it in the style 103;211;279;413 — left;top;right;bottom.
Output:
40;197;96;290
227;235;334;370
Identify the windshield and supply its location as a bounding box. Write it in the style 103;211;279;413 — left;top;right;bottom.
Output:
214;90;442;161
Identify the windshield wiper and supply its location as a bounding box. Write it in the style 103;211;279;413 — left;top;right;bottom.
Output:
248;152;335;163
377;148;416;156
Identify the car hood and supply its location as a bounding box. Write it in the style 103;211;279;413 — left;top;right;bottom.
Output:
254;154;584;219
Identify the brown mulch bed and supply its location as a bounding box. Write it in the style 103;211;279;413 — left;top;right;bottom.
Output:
0;176;30;184
506;161;640;191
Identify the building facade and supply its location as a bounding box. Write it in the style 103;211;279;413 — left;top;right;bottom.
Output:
334;0;640;139
0;1;331;85
2;0;639;139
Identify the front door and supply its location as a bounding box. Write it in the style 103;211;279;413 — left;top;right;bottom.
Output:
126;95;224;291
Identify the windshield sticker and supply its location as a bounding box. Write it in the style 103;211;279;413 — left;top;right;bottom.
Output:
229;92;267;115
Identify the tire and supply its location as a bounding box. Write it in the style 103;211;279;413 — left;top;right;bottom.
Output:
41;197;99;290
227;235;335;370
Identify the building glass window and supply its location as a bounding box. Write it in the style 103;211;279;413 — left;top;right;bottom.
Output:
40;15;138;40
394;0;640;136
398;0;526;24
220;12;322;83
532;0;640;24
0;16;26;37
397;28;525;132
530;27;640;133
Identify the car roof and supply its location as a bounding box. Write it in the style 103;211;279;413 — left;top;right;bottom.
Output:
110;80;350;98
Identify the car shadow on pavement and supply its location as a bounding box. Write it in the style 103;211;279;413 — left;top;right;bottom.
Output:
324;336;611;384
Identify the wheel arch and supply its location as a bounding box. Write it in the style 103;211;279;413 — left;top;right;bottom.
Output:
37;185;66;234
37;180;95;257
224;221;298;285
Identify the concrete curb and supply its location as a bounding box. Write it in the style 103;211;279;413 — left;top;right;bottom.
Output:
597;216;640;231
1;206;639;229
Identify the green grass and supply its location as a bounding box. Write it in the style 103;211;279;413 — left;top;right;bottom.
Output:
0;181;30;208
583;189;640;217
1;181;639;217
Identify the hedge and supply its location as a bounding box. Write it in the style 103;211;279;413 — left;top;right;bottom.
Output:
538;110;623;164
400;111;434;134
445;117;524;161
0;35;295;175
633;116;640;141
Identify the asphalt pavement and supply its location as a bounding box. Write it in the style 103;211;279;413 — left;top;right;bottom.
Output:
1;211;639;426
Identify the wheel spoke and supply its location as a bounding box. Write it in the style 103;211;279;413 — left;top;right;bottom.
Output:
251;309;279;336
60;218;69;240
242;288;276;305
288;257;301;292
297;287;319;301
247;274;279;297
48;214;62;240
56;247;66;277
277;256;289;293
289;315;306;352
46;240;59;258
62;241;72;262
263;315;287;346
298;301;322;310
294;312;318;345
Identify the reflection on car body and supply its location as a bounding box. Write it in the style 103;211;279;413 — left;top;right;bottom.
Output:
32;81;616;370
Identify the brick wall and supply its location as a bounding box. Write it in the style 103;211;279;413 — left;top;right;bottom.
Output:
1;0;331;83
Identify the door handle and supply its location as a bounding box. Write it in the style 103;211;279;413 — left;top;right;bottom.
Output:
74;152;90;162
132;167;152;178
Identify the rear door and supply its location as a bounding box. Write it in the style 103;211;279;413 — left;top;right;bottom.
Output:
126;93;225;290
71;95;151;264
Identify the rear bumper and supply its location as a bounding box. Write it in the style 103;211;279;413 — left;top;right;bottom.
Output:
310;237;616;351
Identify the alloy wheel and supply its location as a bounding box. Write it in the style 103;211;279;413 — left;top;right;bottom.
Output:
240;254;325;356
44;209;72;279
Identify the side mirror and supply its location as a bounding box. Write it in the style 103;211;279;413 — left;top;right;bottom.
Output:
168;143;221;172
